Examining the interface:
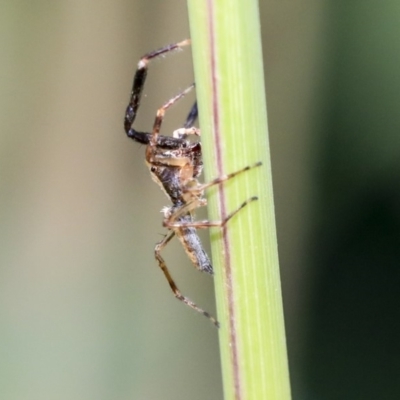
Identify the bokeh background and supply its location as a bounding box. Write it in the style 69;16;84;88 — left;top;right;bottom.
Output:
1;1;399;399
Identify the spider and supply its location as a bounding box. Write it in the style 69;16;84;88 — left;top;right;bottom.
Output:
124;39;261;327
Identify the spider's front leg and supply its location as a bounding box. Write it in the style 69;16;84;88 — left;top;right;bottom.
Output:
124;39;191;145
149;84;195;147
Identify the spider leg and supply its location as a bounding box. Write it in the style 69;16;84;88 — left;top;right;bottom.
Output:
183;102;198;128
165;196;258;229
146;84;195;162
188;161;262;195
154;230;219;327
165;198;207;224
150;84;195;145
124;39;191;144
164;162;261;228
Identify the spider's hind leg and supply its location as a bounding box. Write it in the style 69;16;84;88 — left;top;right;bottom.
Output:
154;230;219;328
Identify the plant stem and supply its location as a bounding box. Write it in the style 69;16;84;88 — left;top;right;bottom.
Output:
187;1;292;399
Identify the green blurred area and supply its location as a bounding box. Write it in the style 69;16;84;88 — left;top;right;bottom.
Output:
0;1;399;399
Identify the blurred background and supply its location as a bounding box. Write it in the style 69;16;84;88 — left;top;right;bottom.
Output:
1;1;399;399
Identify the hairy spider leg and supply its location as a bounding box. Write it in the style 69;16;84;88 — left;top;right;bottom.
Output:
165;161;263;226
194;161;263;193
166;196;258;229
155;230;219;327
124;39;191;144
145;84;196;166
150;84;195;145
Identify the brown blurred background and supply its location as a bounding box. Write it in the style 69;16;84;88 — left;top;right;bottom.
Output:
1;1;399;399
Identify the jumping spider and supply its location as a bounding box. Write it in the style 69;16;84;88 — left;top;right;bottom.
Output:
124;39;261;327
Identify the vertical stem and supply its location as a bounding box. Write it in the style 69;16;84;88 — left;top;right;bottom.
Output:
187;1;292;400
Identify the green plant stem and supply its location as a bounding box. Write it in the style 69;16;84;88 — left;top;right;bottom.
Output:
187;1;292;399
